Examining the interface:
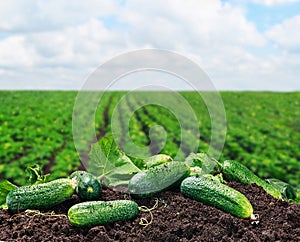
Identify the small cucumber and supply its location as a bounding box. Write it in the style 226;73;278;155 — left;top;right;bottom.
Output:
180;176;254;218
145;154;172;168
6;178;77;213
69;171;102;201
128;161;190;198
222;160;282;199
68;200;139;227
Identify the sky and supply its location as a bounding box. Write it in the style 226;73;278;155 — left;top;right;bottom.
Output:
0;0;300;91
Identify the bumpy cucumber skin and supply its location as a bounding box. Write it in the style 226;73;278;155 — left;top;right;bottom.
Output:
69;171;102;201
181;176;254;218
6;178;77;213
128;161;190;198
222;160;282;199
68;200;139;227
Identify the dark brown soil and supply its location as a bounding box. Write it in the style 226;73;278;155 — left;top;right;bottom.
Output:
0;182;299;242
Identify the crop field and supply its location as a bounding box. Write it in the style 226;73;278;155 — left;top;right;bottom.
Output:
0;91;299;186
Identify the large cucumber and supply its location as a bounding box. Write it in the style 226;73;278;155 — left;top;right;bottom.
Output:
69;171;102;201
68;200;139;227
6;178;77;213
222;160;282;199
128;161;190;198
180;176;254;218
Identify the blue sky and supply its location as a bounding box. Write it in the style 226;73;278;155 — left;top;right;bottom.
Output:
241;1;300;30
0;0;300;90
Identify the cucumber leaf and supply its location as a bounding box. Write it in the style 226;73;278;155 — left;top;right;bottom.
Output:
0;180;17;209
126;154;146;170
88;135;141;187
266;178;297;200
26;164;50;185
184;153;219;176
291;189;300;204
203;174;224;183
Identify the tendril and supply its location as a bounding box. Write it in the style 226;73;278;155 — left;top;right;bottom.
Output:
138;198;159;227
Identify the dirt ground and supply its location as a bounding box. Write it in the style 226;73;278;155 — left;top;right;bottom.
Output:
0;181;299;242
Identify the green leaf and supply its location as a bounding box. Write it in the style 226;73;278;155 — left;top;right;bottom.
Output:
266;178;297;200
126;154;146;170
184;153;219;176
0;180;17;208
203;174;224;183
0;204;8;209
88;135;141;187
292;189;300;204
26;164;50;185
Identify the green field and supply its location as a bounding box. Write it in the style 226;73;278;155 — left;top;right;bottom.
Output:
0;91;299;186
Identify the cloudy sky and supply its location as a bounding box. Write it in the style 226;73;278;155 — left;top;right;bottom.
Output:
0;0;299;91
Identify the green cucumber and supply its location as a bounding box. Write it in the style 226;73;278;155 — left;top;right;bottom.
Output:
222;160;282;199
128;161;190;198
6;178;77;213
69;171;102;201
180;176;254;218
145;154;172;168
68;200;139;227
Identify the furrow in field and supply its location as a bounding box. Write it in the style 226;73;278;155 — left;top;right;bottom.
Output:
43;141;67;174
78;93;115;167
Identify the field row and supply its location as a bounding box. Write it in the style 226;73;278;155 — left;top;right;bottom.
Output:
0;91;299;186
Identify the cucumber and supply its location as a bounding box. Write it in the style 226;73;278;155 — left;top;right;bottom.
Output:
69;171;102;200
6;178;77;213
222;160;282;199
128;161;190;198
180;176;254;218
68;200;139;227
145;154;172;168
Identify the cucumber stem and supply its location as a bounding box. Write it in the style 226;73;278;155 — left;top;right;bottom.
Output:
12;209;67;219
212;157;223;171
70;179;78;189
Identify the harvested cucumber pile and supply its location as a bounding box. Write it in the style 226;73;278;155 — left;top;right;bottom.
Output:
1;143;299;229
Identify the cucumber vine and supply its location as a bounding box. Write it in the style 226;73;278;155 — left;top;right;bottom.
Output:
12;209;67;219
138;198;159;227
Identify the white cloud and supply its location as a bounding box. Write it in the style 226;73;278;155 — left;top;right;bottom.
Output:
0;0;119;32
251;0;299;5
0;18;127;67
0;35;39;67
0;0;299;90
120;0;265;48
266;15;300;52
25;18;124;68
115;0;269;91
